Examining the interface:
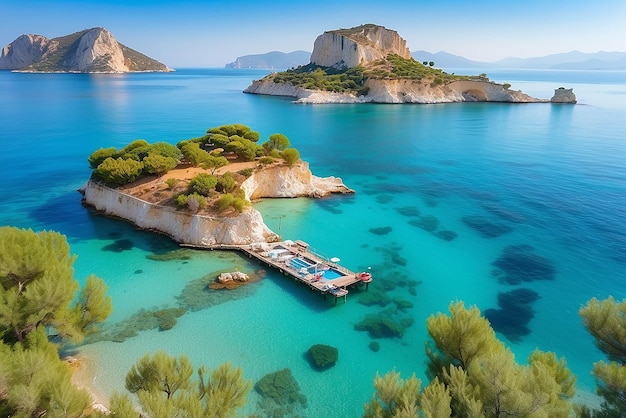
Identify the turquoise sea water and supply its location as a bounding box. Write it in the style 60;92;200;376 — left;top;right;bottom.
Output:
1;68;625;416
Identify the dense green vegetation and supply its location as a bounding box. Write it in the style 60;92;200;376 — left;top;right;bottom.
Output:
270;54;477;95
274;64;370;95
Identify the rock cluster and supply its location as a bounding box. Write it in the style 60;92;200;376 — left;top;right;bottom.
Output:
0;27;171;72
217;271;249;283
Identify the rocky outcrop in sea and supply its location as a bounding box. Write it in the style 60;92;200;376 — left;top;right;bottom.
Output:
0;27;172;73
244;24;576;104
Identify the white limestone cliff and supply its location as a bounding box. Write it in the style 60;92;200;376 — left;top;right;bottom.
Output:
310;24;410;69
67;28;128;72
245;76;543;104
241;161;354;200
82;181;280;246
0;34;55;69
81;161;353;246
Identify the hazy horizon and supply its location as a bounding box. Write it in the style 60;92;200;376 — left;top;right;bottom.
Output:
2;0;625;68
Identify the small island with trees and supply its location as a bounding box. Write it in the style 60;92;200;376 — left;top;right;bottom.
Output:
87;123;301;216
244;24;576;104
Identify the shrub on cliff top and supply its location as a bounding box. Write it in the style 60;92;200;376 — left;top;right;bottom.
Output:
188;173;217;196
281;148;300;167
93;157;144;186
216;172;237;193
88;147;117;168
142;153;177;174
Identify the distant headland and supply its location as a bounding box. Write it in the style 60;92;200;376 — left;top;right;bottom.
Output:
0;27;172;73
244;24;576;104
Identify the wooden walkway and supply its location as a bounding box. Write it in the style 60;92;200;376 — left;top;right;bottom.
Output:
183;240;372;304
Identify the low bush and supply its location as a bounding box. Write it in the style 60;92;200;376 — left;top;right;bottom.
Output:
188;173;217;196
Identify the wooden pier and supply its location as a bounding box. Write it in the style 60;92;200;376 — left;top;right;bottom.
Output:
183;240;372;304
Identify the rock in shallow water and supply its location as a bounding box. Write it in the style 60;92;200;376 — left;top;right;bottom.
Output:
307;344;339;370
492;245;556;285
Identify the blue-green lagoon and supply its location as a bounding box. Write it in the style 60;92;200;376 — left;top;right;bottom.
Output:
1;68;625;416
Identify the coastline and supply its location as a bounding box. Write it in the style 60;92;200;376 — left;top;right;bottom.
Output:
68;353;111;413
81;160;353;247
243;77;576;104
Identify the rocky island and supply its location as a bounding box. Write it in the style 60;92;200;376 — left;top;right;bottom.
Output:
0;27;172;73
244;24;576;104
81;124;353;246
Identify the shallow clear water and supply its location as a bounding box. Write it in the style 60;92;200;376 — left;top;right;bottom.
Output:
1;68;625;415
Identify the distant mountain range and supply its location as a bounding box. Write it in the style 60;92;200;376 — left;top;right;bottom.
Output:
413;50;626;70
225;50;310;69
226;50;626;71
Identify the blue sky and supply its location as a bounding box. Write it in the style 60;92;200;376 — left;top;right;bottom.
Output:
2;0;625;68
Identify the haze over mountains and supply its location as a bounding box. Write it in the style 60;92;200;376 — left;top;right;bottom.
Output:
227;50;626;71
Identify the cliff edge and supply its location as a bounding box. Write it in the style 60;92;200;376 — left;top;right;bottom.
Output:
82;161;353;246
0;27;172;73
310;24;410;69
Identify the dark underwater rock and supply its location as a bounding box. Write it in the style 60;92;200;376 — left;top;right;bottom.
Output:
369;226;393;235
358;287;392;307
255;368;307;407
146;248;194;261
354;309;415;339
393;298;414;310
409;215;440;232
376;194;394;204
368;341;380;352
395;206;421;217
436;230;458;241
102;238;134;252
462;215;513;238
492;244;556;284
482;203;526;223
307;344;338;370
485;288;540;343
